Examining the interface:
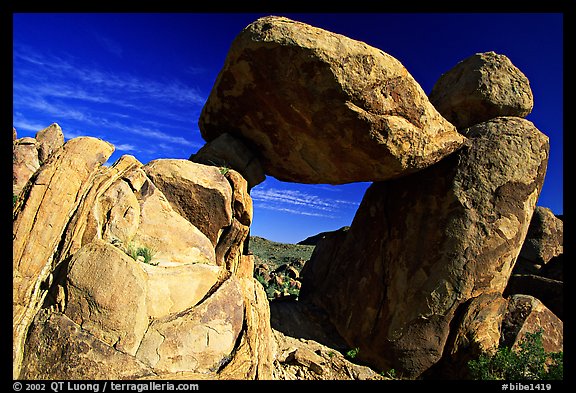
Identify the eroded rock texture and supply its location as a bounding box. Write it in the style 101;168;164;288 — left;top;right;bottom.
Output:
430;51;533;130
199;15;465;184
300;117;549;378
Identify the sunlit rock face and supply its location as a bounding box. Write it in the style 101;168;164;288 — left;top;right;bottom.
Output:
199;15;465;184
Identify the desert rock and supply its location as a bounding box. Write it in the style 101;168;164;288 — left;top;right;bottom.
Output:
13;137;40;196
199;15;465;184
501;294;563;354
35;123;65;164
300;116;549;378
429;51;533;130
143;159;233;246
190;133;266;189
13;137;115;378
518;206;563;265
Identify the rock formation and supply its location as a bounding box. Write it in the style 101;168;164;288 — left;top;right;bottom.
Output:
13;133;272;379
295;47;557;379
429;51;534;130
13;123;65;197
517;206;563;267
190;133;266;189
14;16;562;381
199;15;465;184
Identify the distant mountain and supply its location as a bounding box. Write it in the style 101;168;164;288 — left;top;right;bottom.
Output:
249;236;315;271
297;226;350;246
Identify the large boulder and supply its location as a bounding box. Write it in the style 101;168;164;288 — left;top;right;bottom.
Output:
36;123;65;164
143;159;233;247
13;123;66;197
132;174;216;265
299;116;549;378
20;311;156;380
12;137;40;196
518;206;563;265
429;51;533;130
501;294;563;354
199;15;465;184
135;276;244;374
65;240;149;356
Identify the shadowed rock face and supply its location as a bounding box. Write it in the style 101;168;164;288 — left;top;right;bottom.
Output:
199;15;465;184
300;117;549;378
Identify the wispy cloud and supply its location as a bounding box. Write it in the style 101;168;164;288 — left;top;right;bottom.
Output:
114;143;138;152
13;49;206;110
251;187;360;218
13;45;206;162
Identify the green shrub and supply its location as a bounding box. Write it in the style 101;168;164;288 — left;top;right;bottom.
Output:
345;347;360;360
468;330;563;380
13;194;18;206
127;243;157;266
255;271;300;300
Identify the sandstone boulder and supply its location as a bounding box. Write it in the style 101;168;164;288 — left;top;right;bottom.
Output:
190;133;266;189
135;276;244;374
429;51;533;130
518;206;563;265
65;240;149;356
143;159;233;246
501;294;563;354
199;15;465;184
13;136;114;378
300;116;549;378
36;123;65;163
13;137;40;196
132;174;216;265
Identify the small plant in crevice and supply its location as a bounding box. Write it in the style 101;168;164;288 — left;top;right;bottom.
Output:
219;165;230;176
381;368;397;379
126;243;158;266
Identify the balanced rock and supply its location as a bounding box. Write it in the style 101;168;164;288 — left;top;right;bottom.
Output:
429;51;533;130
299;116;549;378
199;15;465;184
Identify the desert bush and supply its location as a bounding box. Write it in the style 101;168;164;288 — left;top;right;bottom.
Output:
468;329;563;380
127;243;158;266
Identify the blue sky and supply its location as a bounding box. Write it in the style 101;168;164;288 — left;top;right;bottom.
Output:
12;13;563;244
